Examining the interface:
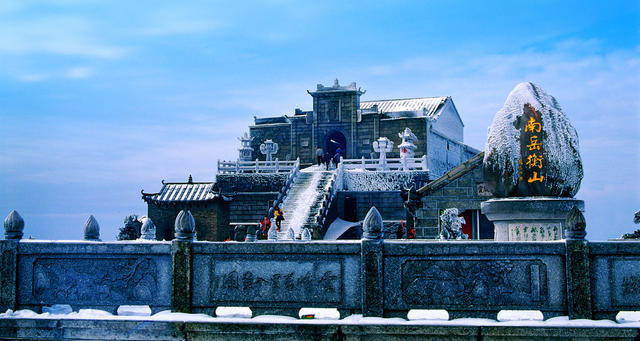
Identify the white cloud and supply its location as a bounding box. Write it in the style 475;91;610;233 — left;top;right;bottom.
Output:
0;16;126;59
65;66;94;79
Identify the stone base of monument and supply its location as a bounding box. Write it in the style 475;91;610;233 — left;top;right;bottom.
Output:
481;197;584;241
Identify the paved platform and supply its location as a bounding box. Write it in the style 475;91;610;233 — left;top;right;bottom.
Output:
1;317;639;340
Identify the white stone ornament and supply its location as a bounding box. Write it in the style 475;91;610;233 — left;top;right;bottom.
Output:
260;139;279;161
140;217;156;240
372;137;394;171
268;221;278;241
301;228;312;241
285;227;295;240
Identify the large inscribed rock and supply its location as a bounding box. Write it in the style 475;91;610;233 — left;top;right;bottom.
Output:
484;82;583;197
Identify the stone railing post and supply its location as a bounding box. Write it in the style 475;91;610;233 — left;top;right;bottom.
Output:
172;210;195;313
564;206;592;319
1;211;22;311
361;206;384;317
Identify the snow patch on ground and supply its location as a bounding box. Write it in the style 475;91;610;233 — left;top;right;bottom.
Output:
497;310;543;322
299;308;340;320
117;305;151;316
407;309;449;321
216;306;252;318
616;311;640;323
324;218;360;240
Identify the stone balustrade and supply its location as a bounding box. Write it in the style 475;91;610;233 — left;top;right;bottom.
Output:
1;208;639;321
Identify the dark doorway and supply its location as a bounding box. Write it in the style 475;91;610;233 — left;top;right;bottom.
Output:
325;130;347;158
344;196;358;222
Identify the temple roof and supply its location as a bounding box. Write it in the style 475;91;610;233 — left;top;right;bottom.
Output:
142;180;216;203
360;96;449;118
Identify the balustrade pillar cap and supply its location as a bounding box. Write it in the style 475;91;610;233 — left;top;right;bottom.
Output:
566;206;586;240
83;215;101;241
174;210;196;241
4;210;24;240
362;206;383;240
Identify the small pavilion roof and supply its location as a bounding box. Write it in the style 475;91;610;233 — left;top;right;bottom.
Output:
142;177;216;203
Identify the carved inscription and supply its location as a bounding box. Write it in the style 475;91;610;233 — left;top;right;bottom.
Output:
402;259;548;307
508;223;562;241
32;257;159;304
610;258;640;308
210;260;341;303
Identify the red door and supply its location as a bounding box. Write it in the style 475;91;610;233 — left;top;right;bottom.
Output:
460;210;473;239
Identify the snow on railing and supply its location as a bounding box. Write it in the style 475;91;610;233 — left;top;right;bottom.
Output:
268;158;300;219
217;158;298;174
340;155;427;172
315;157;344;228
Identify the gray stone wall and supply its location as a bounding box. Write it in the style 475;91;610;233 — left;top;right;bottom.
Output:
415;166;491;238
336;191;405;222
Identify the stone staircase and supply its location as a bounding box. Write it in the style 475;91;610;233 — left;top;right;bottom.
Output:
277;167;334;238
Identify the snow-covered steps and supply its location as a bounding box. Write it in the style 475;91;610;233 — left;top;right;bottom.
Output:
278;167;334;238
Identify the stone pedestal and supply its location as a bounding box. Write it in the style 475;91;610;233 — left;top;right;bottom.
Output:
481;197;584;241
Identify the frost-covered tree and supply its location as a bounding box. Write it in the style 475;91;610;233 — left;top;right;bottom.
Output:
440;208;468;240
116;215;142;241
622;210;640;239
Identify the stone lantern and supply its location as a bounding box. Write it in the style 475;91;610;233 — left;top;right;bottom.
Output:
398;127;418;171
237;132;254;162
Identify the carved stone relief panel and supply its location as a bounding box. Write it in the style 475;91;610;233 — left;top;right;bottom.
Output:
209;260;342;304
30;257;166;305
401;258;549;308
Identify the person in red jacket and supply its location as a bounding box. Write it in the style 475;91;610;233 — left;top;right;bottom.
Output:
260;214;271;239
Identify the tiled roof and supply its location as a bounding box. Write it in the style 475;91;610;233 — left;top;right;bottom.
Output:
360;96;448;118
142;182;216;202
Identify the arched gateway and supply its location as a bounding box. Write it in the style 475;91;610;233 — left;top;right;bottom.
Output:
325;130;346;158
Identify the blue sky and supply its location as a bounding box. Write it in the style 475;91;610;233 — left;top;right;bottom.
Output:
0;0;638;241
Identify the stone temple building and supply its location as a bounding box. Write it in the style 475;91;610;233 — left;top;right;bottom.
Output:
249;79;478;177
142;80;496;241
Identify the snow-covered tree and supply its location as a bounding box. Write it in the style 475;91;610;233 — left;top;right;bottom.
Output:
116;215;142;241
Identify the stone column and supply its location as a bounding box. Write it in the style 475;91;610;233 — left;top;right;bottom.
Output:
172;210;194;313
361;206;384;317
1;211;21;311
564;206;592;319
